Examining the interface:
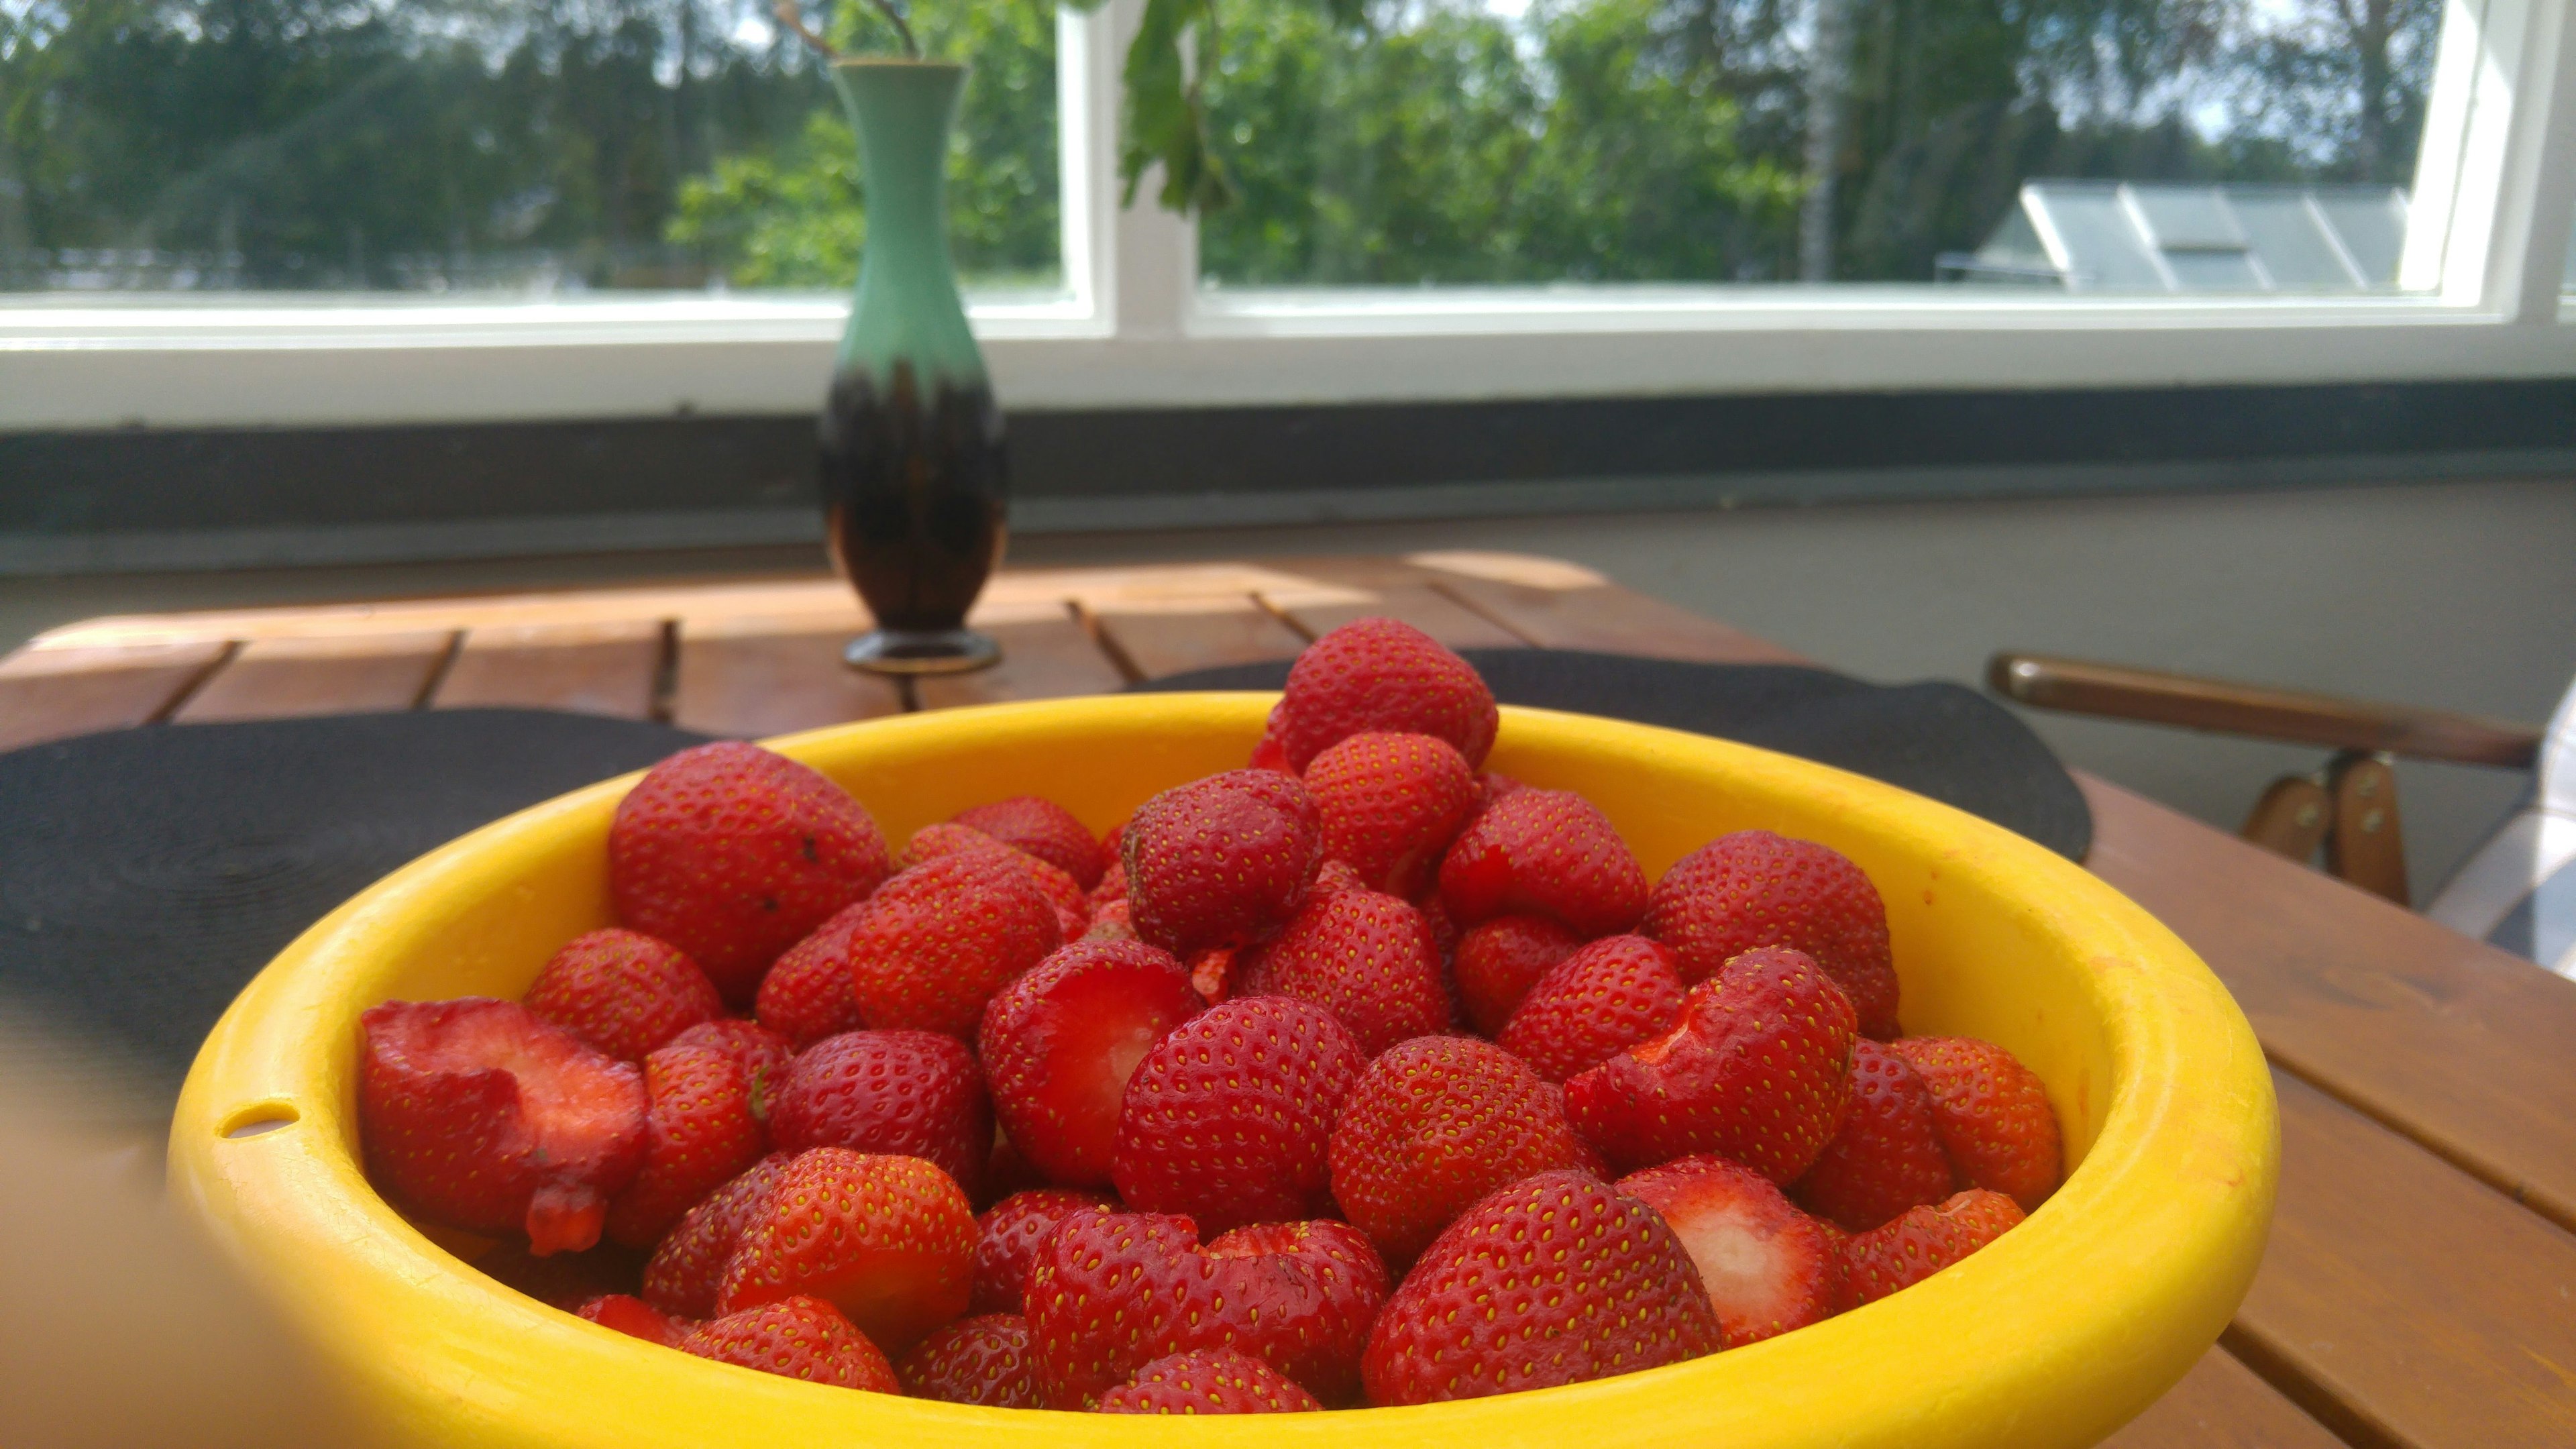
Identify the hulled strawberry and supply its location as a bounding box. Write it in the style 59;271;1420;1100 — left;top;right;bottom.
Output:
718;1147;976;1356
1564;946;1857;1182
678;1295;898;1392
977;938;1200;1188
953;795;1110;890
752;902;870;1048
1618;1155;1839;1346
1232;886;1450;1055
604;1042;768;1248
1496;934;1686;1083
768;1030;993;1199
1889;1036;2063;1210
971;1188;1120;1315
525;928;721;1061
1839;1188;2026;1307
843;852;1063;1038
608;742;890;1004
1438;788;1648;938
1794;1038;1955;1232
578;1293;682;1346
643;1152;793;1319
1122;771;1324;957
1361;1170;1721;1405
1645;830;1902;1039
1110;996;1366;1234
1452;914;1581;1037
359;998;646;1255
898;1313;1041;1407
1301;731;1478;898
1326;1035;1597;1267
1096;1348;1324;1415
1268;617;1499;770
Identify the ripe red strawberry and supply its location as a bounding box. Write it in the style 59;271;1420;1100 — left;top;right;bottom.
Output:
1326;1036;1597;1267
525;928;722;1061
718;1148;976;1356
1025;1211;1389;1407
753;902;869;1048
954;795;1110;890
604;1043;767;1248
1646;830;1902;1039
1497;934;1686;1083
1309;857;1369;899
663;1018;796;1109
971;1188;1120;1315
1110;996;1366;1235
1565;947;1857;1182
643;1152;793;1319
1839;1188;2026;1307
1248;720;1294;772
359;998;646;1255
1361;1170;1721;1405
1618;1155;1839;1347
843;852;1063;1038
1438;788;1648;938
983;1132;1051;1205
1452;914;1580;1036
1232;886;1450;1055
1083;898;1136;941
678;1295;898;1392
1269;617;1499;771
768;1030;992;1199
898;1313;1041;1407
1089;857;1127;905
1794;1039;1955;1232
901;822;1090;939
1097;1348;1325;1414
1889;1036;2063;1210
1475;770;1526;811
977;939;1200;1188
1303;731;1478;898
609;742;891;1004
1122;770;1324;957
578;1293;682;1346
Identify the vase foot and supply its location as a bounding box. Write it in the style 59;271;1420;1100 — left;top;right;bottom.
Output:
843;628;1002;676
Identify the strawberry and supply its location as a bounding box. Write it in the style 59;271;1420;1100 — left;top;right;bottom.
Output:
982;1132;1052;1206
524;928;722;1061
1232;886;1450;1055
643;1152;793;1319
1474;770;1526;811
1326;1035;1598;1267
971;1188;1120;1315
1025;1210;1388;1407
768;1030;993;1199
1122;770;1324;957
1248;720;1295;773
718;1147;976;1356
1417;889;1460;966
1438;788;1648;938
1645;830;1902;1039
1564;947;1857;1183
977;939;1200;1188
842;852;1063;1039
1309;857;1369;899
1617;1155;1839;1347
1452;914;1580;1036
1794;1039;1955;1232
901;822;1090;940
577;1293;683;1346
898;1313;1041;1406
1303;731;1478;898
1360;1170;1721;1405
953;795;1110;890
1888;1036;2063;1210
752;902;870;1048
1083;898;1136;941
1089;857;1127;905
1109;996;1366;1234
1097;1348;1324;1414
663;1018;796;1110
1839;1188;2025;1307
1497;934;1686;1083
678;1295;899;1392
1269;617;1499;770
604;1043;768;1248
1187;945;1237;1004
609;742;891;1004
358;998;646;1256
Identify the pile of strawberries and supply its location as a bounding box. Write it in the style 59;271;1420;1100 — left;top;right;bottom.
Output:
356;617;2062;1414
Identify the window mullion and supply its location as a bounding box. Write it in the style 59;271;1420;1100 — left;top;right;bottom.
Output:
2496;0;2576;321
1102;0;1195;340
1055;3;1120;330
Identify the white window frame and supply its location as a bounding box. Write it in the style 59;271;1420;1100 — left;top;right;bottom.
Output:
3;0;2572;431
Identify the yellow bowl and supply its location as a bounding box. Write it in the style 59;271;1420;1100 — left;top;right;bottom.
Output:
169;694;2276;1449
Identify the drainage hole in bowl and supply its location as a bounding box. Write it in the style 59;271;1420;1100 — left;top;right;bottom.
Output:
221;1101;301;1139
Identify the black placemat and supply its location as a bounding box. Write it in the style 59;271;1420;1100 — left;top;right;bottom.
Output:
1131;650;2092;862
0;710;712;1110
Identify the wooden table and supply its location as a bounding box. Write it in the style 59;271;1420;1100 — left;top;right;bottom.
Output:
5;549;2572;1449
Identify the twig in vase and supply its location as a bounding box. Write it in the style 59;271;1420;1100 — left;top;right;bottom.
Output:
773;0;920;61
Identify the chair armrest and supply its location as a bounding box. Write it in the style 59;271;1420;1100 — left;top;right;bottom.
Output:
1987;652;2544;768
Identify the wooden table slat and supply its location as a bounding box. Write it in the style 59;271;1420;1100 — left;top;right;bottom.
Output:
2100;1346;2351;1449
172;631;457;723
913;603;1134;712
1427;572;1805;665
432;620;665;719
1265;580;1534;651
669;614;904;737
1086;596;1310;681
0;641;231;750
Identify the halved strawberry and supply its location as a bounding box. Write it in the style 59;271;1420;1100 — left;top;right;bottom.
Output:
1451;914;1581;1037
1096;1348;1324;1414
898;1313;1041;1406
359;998;647;1256
718;1147;977;1356
1618;1155;1840;1346
1438;787;1648;938
768;1030;993;1199
525;928;722;1061
1889;1036;2063;1211
1232;885;1450;1055
953;795;1110;890
604;1042;767;1249
977;939;1200;1188
1839;1188;2025;1307
971;1188;1120;1315
1302;731;1478;898
1496;933;1686;1083
1794;1038;1955;1232
678;1295;898;1391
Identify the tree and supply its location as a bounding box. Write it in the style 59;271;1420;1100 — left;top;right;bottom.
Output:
2224;0;2440;182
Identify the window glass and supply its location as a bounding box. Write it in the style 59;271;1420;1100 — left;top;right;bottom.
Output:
1196;0;2440;292
0;1;1059;297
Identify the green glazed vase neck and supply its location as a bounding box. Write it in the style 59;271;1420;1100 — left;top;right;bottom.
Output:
829;60;985;386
